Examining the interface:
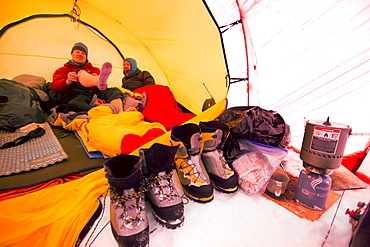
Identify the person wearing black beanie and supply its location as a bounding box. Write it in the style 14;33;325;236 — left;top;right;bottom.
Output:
51;42;124;112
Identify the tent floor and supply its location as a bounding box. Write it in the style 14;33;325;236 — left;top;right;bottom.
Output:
79;177;370;247
0;126;105;191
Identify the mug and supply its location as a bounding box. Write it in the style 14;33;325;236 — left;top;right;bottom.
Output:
266;171;290;197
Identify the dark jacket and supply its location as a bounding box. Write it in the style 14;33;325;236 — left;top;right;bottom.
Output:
122;69;155;91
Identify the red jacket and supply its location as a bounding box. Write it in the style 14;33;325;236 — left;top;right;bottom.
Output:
52;61;100;93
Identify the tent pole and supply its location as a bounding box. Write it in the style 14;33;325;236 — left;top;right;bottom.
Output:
236;0;250;106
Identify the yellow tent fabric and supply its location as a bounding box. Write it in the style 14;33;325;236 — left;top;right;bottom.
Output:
0;169;108;247
0;1;230;245
0;0;229;114
0;99;227;246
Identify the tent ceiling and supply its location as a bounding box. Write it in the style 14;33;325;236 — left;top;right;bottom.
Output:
0;0;229;114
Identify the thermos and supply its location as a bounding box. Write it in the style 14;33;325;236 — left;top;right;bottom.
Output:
294;168;332;211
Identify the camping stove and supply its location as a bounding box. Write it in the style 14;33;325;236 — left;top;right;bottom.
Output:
294;118;352;210
299;118;352;169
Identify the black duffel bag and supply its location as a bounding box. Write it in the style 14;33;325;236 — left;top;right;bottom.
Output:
217;106;290;164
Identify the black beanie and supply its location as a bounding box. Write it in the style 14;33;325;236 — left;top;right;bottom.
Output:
71;42;88;57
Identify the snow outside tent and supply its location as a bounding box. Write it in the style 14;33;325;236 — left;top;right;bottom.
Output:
0;0;370;245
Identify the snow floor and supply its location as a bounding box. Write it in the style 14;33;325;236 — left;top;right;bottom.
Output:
79;187;370;247
79;152;370;247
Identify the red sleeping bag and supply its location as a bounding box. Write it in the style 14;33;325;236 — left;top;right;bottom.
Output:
134;84;196;131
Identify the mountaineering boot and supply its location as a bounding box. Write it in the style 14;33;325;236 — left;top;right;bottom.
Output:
139;143;185;229
170;123;214;203
104;155;149;247
199;121;238;193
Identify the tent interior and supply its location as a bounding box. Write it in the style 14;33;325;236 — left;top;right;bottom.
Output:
0;0;370;246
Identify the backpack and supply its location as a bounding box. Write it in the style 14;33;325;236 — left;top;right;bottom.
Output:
0;78;45;132
217;106;291;163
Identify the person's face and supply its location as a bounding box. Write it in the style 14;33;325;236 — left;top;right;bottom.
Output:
123;61;132;71
71;49;87;64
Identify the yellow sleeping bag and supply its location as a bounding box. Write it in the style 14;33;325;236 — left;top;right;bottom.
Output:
0;99;227;247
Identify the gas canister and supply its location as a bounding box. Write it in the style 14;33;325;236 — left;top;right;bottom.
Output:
294;168;332;211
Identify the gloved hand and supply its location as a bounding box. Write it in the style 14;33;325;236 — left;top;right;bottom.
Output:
117;87;143;99
132;92;143;100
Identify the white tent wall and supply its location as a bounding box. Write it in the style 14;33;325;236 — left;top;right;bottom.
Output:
241;0;369;151
205;0;249;108
208;0;370;174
